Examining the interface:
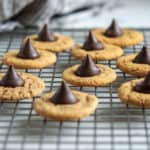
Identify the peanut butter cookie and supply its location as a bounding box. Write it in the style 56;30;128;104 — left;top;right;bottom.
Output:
0;66;45;101
71;44;123;61
92;29;144;48
3;50;56;69
117;46;150;77
63;55;116;86
92;19;143;48
62;64;117;87
24;24;74;53
34;81;98;120
118;72;150;108
3;39;56;69
71;31;123;61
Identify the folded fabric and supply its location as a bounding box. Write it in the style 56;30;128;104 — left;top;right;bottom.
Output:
0;0;111;31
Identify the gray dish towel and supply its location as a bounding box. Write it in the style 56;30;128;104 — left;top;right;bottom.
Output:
0;0;115;31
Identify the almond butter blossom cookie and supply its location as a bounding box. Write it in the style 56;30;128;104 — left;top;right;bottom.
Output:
62;55;117;87
34;81;98;121
3;39;56;69
0;66;45;101
23;24;74;53
71;31;123;61
92;19;144;48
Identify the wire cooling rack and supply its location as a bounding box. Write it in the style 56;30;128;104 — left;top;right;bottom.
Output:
0;28;150;150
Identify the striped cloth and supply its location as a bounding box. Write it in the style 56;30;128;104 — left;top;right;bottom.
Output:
0;0;112;31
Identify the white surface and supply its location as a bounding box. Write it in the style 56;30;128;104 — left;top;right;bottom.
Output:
51;0;150;28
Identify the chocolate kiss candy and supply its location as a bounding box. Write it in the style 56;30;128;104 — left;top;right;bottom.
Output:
134;71;150;93
83;31;104;50
17;39;40;59
75;55;100;77
104;19;123;37
133;46;150;65
38;24;56;42
51;81;77;105
0;66;24;87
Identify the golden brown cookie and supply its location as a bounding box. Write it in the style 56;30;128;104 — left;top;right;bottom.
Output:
34;90;98;121
118;78;150;108
0;72;45;101
3;50;56;69
24;34;74;53
117;54;150;77
92;29;144;48
71;44;123;61
62;64;117;86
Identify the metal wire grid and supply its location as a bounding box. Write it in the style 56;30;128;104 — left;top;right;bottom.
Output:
0;28;150;150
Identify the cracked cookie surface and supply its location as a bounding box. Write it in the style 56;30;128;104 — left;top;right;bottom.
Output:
118;78;150;108
24;34;74;52
117;54;150;77
0;73;45;101
62;64;117;86
71;44;123;61
3;50;56;69
92;29;144;48
34;90;98;121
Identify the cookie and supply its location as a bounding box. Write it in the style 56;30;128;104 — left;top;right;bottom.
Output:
117;54;150;77
0;72;45;101
71;44;123;61
118;78;150;108
24;33;74;53
62;64;117;86
3;50;56;69
34;90;98;121
92;29;144;48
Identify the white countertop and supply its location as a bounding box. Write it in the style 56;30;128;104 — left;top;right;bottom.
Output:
51;0;150;28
